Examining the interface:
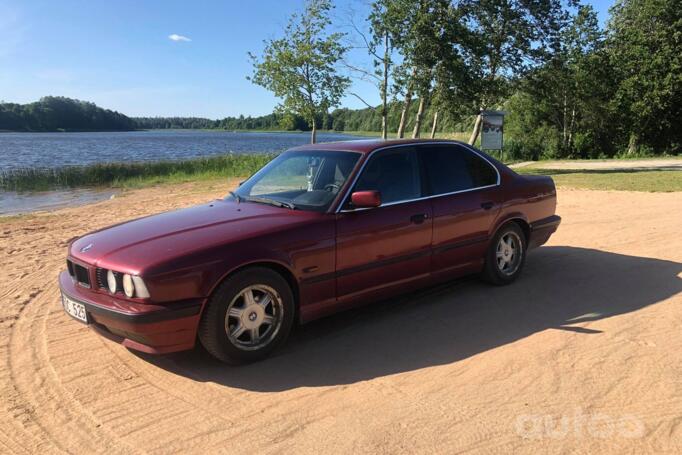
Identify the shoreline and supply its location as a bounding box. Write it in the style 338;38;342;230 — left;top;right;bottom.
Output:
1;149;680;216
0;188;119;217
0;153;274;192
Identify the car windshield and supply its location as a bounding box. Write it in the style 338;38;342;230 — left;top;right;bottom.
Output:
229;150;361;212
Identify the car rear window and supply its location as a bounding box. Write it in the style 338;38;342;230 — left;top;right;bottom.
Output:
420;145;497;195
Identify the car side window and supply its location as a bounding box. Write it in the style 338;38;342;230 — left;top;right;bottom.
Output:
465;148;498;187
353;147;421;204
420;145;497;195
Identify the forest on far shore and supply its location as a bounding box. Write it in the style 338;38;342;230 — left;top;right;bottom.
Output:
0;97;135;132
0;97;470;136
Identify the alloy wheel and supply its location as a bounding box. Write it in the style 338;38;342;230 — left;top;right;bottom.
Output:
224;284;283;351
496;231;523;276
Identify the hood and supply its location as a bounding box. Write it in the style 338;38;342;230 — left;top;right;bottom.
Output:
70;199;320;273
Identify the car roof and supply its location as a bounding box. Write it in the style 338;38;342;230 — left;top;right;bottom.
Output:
288;138;469;155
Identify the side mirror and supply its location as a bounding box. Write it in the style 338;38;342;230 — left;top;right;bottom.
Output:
351;190;381;208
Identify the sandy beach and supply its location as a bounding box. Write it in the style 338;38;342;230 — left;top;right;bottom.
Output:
0;180;681;453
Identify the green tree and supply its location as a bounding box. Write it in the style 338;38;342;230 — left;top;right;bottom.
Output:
461;0;567;144
367;0;397;139
0;97;135;132
342;0;402;139
248;0;350;143
386;0;426;138
607;0;682;154
425;0;480;138
387;0;457;138
507;4;615;158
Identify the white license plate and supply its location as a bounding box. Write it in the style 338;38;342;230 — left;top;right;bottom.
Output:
62;293;88;323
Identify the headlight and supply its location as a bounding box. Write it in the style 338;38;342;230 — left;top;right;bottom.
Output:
122;274;134;298
131;276;150;298
103;269;149;299
107;270;117;293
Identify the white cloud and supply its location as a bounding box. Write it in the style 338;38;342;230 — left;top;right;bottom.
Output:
168;34;191;42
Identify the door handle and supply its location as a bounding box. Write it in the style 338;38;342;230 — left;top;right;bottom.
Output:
480;201;494;210
410;213;429;224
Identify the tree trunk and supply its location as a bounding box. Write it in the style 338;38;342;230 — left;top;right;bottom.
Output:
397;88;412;139
568;106;576;150
562;92;568;149
468;114;482;145
381;33;389;140
627;132;638;155
381;113;387;140
412;97;426;139
311;120;317;144
429;110;439;139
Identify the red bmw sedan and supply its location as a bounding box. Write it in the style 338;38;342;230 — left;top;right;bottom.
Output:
59;139;560;364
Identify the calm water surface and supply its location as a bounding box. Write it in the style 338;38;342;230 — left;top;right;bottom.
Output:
0;130;372;215
0;130;372;171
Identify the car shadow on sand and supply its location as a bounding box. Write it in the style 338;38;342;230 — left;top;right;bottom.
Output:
136;246;682;391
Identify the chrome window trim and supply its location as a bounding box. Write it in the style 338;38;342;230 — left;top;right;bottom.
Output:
335;141;501;213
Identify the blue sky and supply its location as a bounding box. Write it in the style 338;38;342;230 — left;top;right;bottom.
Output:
0;0;615;119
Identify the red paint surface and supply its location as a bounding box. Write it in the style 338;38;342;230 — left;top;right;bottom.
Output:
60;139;560;353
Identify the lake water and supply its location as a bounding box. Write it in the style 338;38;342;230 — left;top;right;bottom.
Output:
0;130;372;215
0;188;118;216
0;130;372;171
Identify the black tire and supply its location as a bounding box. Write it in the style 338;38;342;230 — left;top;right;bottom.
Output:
482;222;527;285
198;267;295;364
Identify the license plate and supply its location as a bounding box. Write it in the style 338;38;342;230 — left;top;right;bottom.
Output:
62;293;88;323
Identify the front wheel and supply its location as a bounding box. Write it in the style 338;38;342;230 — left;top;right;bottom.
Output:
482;223;526;285
198;267;295;364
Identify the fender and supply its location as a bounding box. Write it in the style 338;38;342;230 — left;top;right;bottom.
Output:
489;211;530;241
206;250;296;298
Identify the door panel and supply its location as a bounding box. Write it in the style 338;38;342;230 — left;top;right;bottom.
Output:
430;186;500;277
418;144;501;279
336;199;433;300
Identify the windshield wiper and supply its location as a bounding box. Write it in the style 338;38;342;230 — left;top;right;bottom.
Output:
228;190;243;203
243;196;297;210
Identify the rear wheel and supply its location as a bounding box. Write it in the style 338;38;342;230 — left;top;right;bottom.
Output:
198;267;295;364
482;223;526;285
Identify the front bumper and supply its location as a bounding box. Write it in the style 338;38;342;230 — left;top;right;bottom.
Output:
59;271;204;354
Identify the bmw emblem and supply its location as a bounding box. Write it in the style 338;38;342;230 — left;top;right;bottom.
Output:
80;243;94;253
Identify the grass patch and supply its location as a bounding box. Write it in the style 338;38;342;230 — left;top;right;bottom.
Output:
518;168;682;192
518;156;681;164
0;154;276;192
